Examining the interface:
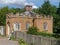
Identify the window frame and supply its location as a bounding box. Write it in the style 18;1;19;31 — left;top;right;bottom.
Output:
14;22;20;31
26;22;30;30
43;22;48;30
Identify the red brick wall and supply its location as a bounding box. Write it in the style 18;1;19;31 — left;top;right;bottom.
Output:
35;18;53;33
6;14;53;35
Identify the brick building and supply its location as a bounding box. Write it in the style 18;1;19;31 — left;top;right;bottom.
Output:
6;5;53;35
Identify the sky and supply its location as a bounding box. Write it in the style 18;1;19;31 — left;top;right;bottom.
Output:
0;0;59;8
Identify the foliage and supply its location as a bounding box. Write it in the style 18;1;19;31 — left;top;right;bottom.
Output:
0;6;9;25
18;39;28;45
37;32;53;37
41;1;56;15
33;1;57;15
10;35;16;40
53;14;60;34
27;26;38;35
37;32;60;38
9;8;25;14
57;8;60;15
27;26;60;38
40;1;57;15
0;6;25;26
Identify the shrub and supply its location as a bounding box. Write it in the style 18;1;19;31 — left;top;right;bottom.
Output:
37;32;53;37
18;39;28;45
27;26;38;35
10;35;16;40
27;26;60;38
52;33;60;38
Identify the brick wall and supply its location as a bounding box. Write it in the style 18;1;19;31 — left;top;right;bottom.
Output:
6;13;53;35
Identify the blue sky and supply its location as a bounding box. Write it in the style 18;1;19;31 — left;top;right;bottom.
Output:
27;0;59;7
0;0;59;8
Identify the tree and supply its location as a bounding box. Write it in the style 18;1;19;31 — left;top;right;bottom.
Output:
0;6;9;25
0;6;25;26
57;8;60;15
38;1;57;15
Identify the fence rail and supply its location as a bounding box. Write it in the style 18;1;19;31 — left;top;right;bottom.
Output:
13;31;60;45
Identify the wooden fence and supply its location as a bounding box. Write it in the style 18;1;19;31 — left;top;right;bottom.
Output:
13;31;60;45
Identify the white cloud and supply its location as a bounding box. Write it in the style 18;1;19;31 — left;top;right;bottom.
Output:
0;0;38;8
32;5;38;9
25;2;38;9
25;2;34;6
0;0;26;6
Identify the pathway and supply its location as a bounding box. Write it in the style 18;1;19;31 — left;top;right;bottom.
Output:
0;37;18;45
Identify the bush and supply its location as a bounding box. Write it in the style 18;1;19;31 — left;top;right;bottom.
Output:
27;26;38;35
52;33;60;38
37;32;53;37
18;39;28;45
27;26;60;38
10;35;16;40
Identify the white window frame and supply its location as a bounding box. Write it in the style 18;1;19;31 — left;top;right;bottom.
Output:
26;22;30;30
14;23;20;31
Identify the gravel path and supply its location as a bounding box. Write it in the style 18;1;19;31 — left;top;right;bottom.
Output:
0;37;18;45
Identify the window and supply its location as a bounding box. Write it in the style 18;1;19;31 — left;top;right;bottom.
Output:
43;22;47;30
14;23;20;31
26;22;30;30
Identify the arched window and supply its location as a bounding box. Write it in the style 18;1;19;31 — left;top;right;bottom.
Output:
43;22;48;30
14;23;20;31
26;22;30;30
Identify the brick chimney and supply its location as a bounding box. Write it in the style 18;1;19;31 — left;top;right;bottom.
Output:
25;5;32;12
